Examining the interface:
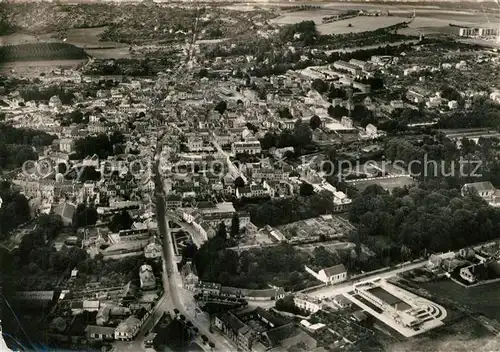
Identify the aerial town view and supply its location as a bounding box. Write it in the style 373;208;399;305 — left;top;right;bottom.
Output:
1;0;500;351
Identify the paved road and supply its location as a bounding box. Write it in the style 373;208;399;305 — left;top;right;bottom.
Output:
154;138;235;352
307;260;430;300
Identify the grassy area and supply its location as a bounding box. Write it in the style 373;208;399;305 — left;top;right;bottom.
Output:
420;279;500;321
387;315;496;352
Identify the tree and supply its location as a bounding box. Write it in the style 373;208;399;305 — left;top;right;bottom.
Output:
231;213;240;237
173;308;180;316
109;210;133;233
214;101;227;115
216;222;227;239
72;203;98;228
201;335;208;344
311;79;328;94
293;123;312;151
278;107;293;119
209;342;215;350
328;105;348;118
309;115;321;130
234;176;245;188
299;182;314;196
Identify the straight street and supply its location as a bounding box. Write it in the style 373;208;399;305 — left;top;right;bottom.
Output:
153;138;235;352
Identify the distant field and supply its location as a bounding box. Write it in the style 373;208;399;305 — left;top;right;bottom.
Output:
85;47;134;59
270;10;408;34
318;16;408;35
61;27;127;49
0;27;129;60
0;59;86;76
271;6;495;36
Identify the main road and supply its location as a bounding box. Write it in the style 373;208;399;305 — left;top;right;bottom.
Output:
153;135;235;352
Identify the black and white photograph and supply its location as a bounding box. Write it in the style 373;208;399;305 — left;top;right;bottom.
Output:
0;0;500;351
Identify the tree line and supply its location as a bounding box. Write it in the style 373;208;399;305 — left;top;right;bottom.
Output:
0;123;56;172
349;183;500;266
0;43;87;63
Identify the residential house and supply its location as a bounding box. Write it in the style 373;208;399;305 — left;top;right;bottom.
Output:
214;308;313;352
85;325;115;342
462;181;496;202
294;294;321;314
165;194;182;210
196;281;222;296
232;141;262;155
365;123;378;137
114;316;141;341
214;311;255;351
59;138;75;153
139;265;156;290
135;307;150;326
341;116;353;128
333;295;352;309
144;241;162;259
180;261;199;291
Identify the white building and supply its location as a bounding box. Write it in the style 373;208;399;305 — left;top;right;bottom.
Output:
490;90;500;104
139;265;156;290
232;140;262;155
366;123;378;136
294;294;322;314
461;181;496;202
341;116;353;128
305;264;347;285
114;316;141;341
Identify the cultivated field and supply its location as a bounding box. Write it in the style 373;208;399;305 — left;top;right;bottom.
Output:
318;16;408;35
0;27;130;59
388;317;498;352
270;6;497;36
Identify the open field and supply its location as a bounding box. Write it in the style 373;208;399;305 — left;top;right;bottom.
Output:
270;5;497;35
420;279;500;321
345;175;416;193
270;10;409;35
59;27;126;49
387;316;499;352
318;16;408;35
0;59;87;76
0;27;130;59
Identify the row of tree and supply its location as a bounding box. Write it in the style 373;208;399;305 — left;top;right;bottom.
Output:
0;43;87;63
